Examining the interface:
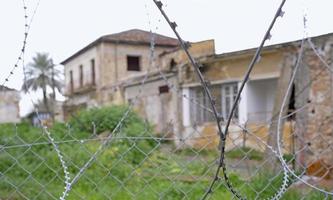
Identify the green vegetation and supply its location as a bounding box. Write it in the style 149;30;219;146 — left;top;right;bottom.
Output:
22;52;62;115
69;105;147;134
283;153;295;163
225;147;264;161
0;106;328;199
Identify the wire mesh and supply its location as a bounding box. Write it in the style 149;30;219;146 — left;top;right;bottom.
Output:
1;0;333;200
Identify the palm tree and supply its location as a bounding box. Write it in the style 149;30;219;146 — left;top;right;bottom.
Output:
22;53;63;115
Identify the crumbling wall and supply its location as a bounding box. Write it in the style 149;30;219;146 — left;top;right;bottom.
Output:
296;37;333;178
124;76;180;137
0;90;20;123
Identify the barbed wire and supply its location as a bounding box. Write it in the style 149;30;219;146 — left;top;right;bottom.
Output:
2;1;333;199
276;9;333;196
0;1;73;200
151;0;332;199
17;1;72;199
151;0;293;199
151;2;237;198
211;1;288;198
1;0;41;89
60;13;163;197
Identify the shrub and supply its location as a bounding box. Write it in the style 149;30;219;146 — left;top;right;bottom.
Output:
69;105;157;164
69;105;143;134
225;147;264;161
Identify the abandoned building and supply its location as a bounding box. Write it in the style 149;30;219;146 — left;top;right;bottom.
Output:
62;30;333;177
61;29;180;118
0;86;21;123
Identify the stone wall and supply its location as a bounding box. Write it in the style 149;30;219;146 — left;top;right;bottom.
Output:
97;43;170;105
64;46;100;96
122;40;216;140
63;41;175;111
179;46;292;150
0;90;20;123
124;75;180;137
295;37;333;178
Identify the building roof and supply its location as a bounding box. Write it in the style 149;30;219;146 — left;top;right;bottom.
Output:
102;29;179;46
208;32;333;62
61;29;179;65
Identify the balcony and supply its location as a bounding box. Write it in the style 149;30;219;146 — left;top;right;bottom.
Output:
65;84;96;97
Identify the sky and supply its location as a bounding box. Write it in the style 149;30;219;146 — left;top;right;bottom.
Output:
0;0;333;116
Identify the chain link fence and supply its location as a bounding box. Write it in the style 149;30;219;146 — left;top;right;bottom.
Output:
1;0;333;199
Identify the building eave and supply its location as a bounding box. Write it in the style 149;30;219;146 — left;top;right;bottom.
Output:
61;38;179;66
123;71;176;88
205;32;333;63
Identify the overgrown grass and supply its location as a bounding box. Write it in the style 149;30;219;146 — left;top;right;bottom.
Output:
0;111;329;200
225;147;264;161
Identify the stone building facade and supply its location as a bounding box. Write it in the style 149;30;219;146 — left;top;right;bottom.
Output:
124;40;215;137
294;34;333;178
178;33;333;178
179;42;297;150
0;86;20;123
61;29;179;118
62;28;215;135
63;29;333;177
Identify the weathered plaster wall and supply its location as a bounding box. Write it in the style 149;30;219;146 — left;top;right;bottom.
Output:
120;40;216;141
247;78;278;123
64;46;100;95
181;50;284;86
124;76;180;137
97;43;171;105
101;43;169;86
160;40;215;70
63;42;175;111
0;91;20;123
63;45;100;118
295;37;333;178
179;48;289;149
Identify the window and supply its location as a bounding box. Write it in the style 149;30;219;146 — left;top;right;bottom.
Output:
159;85;169;94
91;59;95;85
189;83;238;124
69;70;74;93
221;84;238;119
79;65;83;87
127;56;140;71
199;64;208;73
190;86;221;124
170;59;177;70
287;84;296;120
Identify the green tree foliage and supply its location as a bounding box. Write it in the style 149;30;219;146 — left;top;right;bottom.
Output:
22;52;63;114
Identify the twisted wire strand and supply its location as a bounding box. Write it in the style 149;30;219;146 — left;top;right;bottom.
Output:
61;16;160;197
152;0;225;144
231;121;290;200
151;1;243;198
237;37;306;200
1;0;71;199
144;2;223;143
1;95;312;152
223;11;333;199
201;1;287;199
1;0;41;89
5;0;333;199
19;16;71;200
151;0;294;199
276;14;333;196
10;1;72;199
230;36;324;200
